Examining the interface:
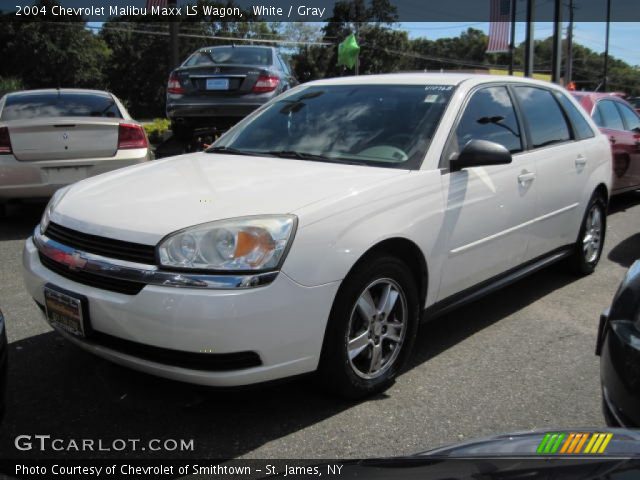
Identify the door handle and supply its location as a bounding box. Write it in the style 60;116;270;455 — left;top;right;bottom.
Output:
575;155;587;167
518;171;536;185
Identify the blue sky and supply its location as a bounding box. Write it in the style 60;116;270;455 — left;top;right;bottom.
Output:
401;22;640;66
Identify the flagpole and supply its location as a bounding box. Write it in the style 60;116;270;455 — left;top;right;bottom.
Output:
354;23;360;75
524;0;535;77
603;0;611;91
551;0;563;83
508;0;517;76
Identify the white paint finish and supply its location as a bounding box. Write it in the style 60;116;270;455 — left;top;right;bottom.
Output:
23;238;339;385
21;74;613;386
52;153;406;245
435;158;538;299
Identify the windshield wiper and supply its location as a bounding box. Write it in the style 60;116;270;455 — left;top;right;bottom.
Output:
267;150;369;166
206;146;261;156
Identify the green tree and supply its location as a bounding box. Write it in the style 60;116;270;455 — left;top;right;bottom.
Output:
0;1;109;89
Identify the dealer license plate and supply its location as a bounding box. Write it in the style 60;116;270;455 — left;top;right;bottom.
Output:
206;78;229;90
44;286;86;337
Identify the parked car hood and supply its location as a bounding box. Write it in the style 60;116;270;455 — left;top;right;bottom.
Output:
50;152;407;245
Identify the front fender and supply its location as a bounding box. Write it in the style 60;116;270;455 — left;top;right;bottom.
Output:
281;170;446;307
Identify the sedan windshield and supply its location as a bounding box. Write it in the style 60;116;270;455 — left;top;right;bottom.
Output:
209;84;454;169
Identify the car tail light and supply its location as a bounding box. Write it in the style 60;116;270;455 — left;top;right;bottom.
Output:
167;72;185;94
0;127;12;154
252;75;280;93
118;123;148;150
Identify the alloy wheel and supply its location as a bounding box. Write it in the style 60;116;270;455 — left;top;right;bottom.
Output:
346;278;408;380
583;204;603;263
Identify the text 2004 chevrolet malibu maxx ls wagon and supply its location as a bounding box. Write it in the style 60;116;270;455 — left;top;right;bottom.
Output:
23;74;611;398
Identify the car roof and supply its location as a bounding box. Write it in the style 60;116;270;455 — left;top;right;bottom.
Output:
199;45;273;51
305;73;566;90
571;91;626;100
5;88;114;99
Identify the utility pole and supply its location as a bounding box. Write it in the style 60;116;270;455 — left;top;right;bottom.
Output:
551;0;562;83
169;0;179;70
603;0;611;91
524;0;535;77
508;0;517;75
566;0;574;84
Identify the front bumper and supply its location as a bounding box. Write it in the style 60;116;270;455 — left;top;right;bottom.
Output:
0;150;149;200
23;237;340;386
599;313;640;427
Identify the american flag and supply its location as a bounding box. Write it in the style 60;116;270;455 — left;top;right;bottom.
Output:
146;0;168;8
487;0;512;53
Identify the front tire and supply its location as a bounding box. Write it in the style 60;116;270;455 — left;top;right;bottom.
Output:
568;193;607;275
317;256;419;399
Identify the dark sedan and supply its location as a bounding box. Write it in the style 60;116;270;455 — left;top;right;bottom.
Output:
597;260;640;427
166;45;297;139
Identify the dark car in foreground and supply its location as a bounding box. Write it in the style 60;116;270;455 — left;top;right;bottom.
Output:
597;260;640;427
572;92;640;195
0;309;7;421
166;45;297;139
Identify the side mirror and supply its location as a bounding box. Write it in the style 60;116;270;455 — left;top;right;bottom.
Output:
450;139;512;172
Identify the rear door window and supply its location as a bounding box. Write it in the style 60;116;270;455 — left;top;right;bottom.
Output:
554;92;595;140
596;100;625;130
616;102;640;131
1;92;122;120
514;86;571;148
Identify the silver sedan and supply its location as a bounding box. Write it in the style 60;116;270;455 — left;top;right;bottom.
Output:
0;89;151;209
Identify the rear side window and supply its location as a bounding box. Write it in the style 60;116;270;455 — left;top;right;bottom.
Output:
554;92;595;140
596;100;625;130
514;86;570;148
616;102;640;131
452;86;522;155
1;92;122;120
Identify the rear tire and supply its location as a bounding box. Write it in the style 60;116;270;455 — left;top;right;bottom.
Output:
567;193;607;276
317;255;419;399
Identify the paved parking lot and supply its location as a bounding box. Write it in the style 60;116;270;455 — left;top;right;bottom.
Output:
0;193;639;460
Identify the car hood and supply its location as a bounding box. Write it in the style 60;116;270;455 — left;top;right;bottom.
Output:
50;152;407;245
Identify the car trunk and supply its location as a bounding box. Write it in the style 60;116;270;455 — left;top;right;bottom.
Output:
8;117;120;161
177;64;272;96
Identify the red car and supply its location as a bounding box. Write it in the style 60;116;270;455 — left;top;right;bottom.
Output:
572;92;640;195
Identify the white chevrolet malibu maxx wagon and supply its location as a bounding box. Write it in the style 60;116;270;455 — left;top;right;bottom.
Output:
23;74;611;398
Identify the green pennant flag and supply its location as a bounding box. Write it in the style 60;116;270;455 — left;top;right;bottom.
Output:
337;33;360;69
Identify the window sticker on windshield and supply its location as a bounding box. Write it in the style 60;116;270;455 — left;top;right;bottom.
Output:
425;85;454;91
424;94;440;103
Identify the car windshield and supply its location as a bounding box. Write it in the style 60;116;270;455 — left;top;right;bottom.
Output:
1;92;121;120
209;84;455;169
188;47;272;66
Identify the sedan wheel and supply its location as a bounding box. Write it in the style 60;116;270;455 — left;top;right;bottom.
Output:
582;205;603;264
318;255;419;399
347;279;408;380
568;193;607;275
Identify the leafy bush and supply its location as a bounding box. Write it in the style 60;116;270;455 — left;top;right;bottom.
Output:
144;118;171;144
0;76;24;97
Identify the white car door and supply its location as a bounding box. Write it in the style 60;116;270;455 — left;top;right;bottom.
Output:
511;86;588;258
436;85;538;300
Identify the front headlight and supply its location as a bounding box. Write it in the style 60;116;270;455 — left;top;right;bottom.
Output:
158;215;297;272
40;187;69;235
